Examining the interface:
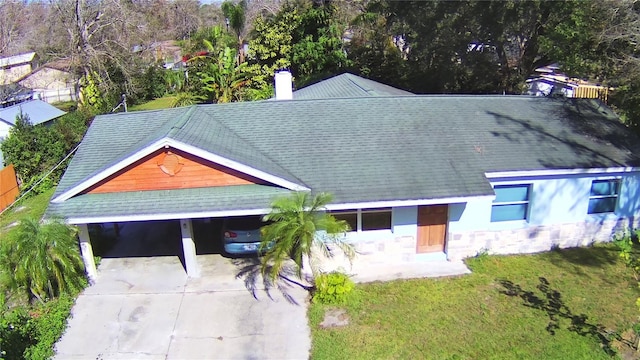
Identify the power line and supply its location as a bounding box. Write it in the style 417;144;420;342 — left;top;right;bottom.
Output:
0;143;81;217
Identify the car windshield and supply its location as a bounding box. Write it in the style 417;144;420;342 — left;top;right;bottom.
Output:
225;216;264;230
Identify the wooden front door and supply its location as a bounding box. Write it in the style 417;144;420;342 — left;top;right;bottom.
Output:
417;205;448;253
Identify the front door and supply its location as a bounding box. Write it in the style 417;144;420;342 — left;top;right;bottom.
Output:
417;205;448;253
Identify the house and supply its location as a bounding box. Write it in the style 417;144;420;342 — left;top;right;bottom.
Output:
47;72;640;281
18;59;78;104
0;99;66;169
0;52;38;85
0;99;66;139
526;64;612;103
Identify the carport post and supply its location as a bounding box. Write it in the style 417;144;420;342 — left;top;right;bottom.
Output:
77;224;97;283
180;219;200;277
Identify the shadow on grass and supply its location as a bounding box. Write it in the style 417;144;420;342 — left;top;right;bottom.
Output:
498;277;621;356
540;246;623;285
548;246;619;268
232;257;312;306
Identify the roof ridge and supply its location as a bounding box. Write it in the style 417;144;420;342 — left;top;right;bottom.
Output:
166;105;198;137
344;73;373;95
194;106;310;188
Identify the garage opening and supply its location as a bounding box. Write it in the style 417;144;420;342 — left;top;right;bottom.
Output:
89;220;183;258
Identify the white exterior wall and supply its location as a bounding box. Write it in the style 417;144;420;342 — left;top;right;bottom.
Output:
0;63;32;84
0;122;12;139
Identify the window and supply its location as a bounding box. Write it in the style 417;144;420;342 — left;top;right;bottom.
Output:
361;208;392;230
491;184;530;222
331;210;357;232
588;179;620;214
330;208;392;232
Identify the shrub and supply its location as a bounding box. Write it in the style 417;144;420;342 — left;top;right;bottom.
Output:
23;295;74;360
0;295;75;360
313;272;355;305
613;230;640;280
0;305;34;360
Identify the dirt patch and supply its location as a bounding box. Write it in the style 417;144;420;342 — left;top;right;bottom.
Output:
613;329;640;360
319;308;349;328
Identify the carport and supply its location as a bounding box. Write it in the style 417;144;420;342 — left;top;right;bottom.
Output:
74;213;276;281
78;219;202;280
81;218;230;280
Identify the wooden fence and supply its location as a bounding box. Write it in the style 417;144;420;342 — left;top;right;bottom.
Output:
574;85;611;103
0;165;19;212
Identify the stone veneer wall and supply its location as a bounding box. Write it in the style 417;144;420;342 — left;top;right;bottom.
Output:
316;235;418;273
447;217;640;260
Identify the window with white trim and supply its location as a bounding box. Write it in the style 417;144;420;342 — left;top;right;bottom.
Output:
491;184;531;222
588;179;620;214
331;208;392;232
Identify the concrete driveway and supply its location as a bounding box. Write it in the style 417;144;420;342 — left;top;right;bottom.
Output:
54;255;311;359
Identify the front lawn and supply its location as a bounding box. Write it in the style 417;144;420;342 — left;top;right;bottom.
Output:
309;245;640;359
0;188;55;235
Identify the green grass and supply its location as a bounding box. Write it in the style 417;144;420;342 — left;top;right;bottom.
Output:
129;96;177;111
309;245;640;359
51;101;77;112
0;188;55;235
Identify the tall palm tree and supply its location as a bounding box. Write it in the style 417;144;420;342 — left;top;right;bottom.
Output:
0;218;86;302
221;0;247;63
260;192;355;284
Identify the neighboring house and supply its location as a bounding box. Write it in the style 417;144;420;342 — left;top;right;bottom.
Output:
0;83;33;108
0;99;66;139
18;59;78;104
0;99;66;169
526;64;612;103
134;40;184;69
0;52;38;85
47;72;640;280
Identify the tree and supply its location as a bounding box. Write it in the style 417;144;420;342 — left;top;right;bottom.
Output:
247;0;350;91
1;111;89;193
0;218;86;303
350;0;609;94
190;44;252;103
0;1;27;55
221;0;247;62
0;113;63;185
289;0;351;86
51;0;155;110
260;192;355;285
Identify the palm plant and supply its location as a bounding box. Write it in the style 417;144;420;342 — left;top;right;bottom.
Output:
260;192;355;285
189;41;252;104
0;218;86;302
170;92;205;108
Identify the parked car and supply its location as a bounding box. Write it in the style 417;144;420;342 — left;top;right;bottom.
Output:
222;216;272;255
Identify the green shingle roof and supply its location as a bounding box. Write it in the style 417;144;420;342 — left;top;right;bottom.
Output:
47;185;291;222
50;95;640;222
293;73;413;99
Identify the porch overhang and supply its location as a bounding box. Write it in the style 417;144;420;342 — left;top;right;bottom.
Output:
47;184;294;224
